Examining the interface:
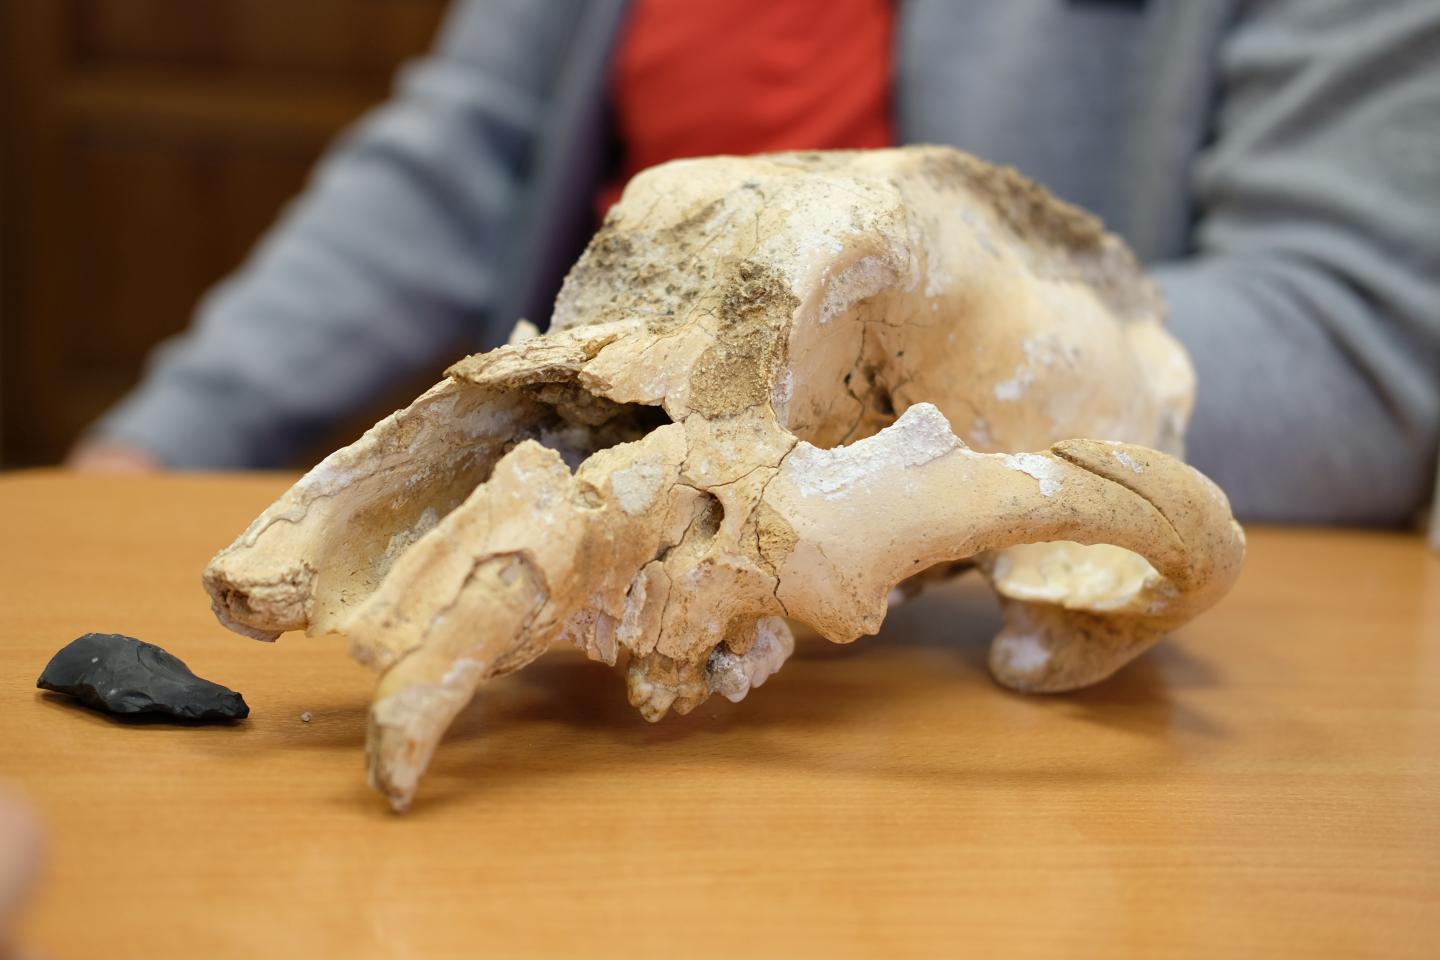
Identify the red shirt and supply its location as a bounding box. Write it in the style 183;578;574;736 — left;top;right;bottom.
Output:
600;0;895;214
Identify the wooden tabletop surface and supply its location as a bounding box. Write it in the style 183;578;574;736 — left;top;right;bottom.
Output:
1;470;1437;959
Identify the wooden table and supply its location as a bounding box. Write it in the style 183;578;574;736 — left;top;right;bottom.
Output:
1;471;1437;958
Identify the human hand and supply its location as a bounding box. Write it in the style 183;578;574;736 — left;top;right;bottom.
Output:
0;789;42;959
65;441;162;473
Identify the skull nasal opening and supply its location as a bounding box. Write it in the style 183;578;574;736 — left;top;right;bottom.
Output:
519;381;673;473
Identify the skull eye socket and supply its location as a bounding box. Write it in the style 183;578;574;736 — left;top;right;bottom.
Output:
776;260;918;449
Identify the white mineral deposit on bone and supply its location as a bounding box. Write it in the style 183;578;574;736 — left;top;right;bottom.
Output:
785;404;960;499
820;255;895;324
1112;450;1146;474
610;460;667;515
1004;452;1065;497
993;374;1028;402
970;415;995;448
1001;632;1051;673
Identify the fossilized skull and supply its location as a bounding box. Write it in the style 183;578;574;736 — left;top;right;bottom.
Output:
204;146;1244;810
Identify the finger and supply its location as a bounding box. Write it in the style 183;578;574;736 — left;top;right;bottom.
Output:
0;789;43;946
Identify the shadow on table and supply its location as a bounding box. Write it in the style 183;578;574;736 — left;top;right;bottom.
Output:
33;691;250;728
409;579;1229;813
135;575;1228;816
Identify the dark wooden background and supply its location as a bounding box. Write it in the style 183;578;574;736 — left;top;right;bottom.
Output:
0;0;450;466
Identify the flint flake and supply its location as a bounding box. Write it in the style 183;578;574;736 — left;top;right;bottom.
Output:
37;633;249;722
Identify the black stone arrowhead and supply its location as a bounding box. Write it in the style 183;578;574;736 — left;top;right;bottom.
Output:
37;633;249;722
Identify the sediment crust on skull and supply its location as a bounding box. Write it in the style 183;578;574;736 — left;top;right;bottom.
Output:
201;145;1242;811
990;542;1161;611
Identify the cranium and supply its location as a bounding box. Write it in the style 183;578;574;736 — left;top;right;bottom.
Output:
204;146;1244;811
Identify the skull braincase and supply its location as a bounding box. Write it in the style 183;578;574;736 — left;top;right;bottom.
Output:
203;146;1243;810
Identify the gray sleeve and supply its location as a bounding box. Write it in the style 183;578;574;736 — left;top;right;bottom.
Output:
87;0;582;468
1154;0;1440;525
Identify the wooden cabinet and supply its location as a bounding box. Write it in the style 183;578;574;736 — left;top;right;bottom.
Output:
0;0;449;465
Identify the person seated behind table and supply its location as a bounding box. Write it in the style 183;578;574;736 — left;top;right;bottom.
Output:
70;0;1440;527
0;790;41;958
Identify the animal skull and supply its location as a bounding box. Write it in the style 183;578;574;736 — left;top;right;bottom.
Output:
204;147;1245;811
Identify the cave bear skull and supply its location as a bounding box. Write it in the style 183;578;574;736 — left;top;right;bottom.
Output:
203;147;1245;810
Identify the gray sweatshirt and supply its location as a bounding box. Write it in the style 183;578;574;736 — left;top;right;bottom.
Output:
90;0;1440;525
